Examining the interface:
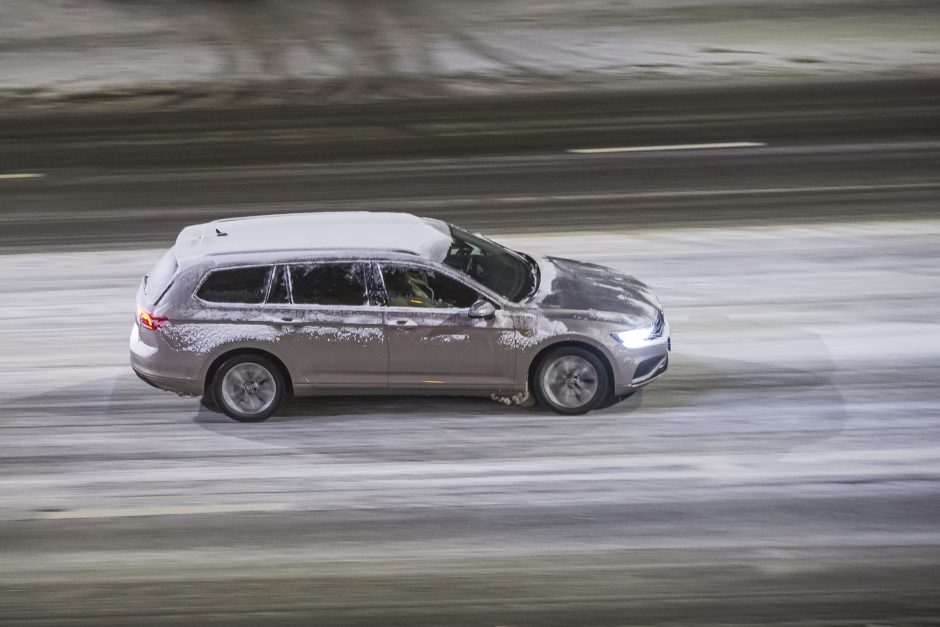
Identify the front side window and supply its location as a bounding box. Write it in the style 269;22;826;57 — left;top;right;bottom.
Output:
290;263;368;306
380;264;478;308
197;266;272;303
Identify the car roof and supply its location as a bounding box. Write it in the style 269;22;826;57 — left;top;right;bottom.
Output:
174;211;452;263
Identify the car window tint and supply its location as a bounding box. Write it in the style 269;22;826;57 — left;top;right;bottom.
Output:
267;265;290;304
290;263;368;306
197;266;271;303
381;265;478;308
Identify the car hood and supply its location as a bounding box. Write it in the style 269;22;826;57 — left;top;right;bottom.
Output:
528;256;661;324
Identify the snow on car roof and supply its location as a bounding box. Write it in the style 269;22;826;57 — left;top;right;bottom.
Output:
174;211;452;262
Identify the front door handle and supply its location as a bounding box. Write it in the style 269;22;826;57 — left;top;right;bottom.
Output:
391;319;418;328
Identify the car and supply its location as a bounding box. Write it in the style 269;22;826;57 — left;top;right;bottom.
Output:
131;211;670;422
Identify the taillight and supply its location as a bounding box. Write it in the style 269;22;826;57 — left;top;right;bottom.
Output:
137;305;168;331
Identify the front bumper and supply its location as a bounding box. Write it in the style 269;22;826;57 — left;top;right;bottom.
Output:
610;318;671;395
631;353;668;385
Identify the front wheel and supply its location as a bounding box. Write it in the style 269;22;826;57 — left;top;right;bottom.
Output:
533;346;610;415
211;355;285;422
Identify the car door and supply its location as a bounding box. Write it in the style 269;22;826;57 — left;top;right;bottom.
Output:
376;261;517;390
274;261;387;388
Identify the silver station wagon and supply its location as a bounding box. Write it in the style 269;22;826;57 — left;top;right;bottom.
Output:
131;212;670;421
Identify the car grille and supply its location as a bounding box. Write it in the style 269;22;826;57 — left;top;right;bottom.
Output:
633;354;668;383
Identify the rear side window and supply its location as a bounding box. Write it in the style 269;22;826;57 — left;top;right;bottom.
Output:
290;263;368;306
197;266;272;304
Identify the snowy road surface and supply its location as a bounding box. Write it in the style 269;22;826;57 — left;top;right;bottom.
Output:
1;80;939;623
1;219;939;624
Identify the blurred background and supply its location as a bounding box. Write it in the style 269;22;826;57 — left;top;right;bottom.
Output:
1;1;939;624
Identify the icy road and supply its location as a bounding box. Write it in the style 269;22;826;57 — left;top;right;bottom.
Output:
1;219;939;624
1;81;939;624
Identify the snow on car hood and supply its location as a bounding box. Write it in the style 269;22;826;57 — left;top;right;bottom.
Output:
529;256;661;324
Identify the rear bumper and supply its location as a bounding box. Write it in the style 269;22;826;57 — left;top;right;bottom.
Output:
132;366;202;396
130;324;202;396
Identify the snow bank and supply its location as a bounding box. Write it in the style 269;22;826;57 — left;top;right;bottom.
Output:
1;1;937;109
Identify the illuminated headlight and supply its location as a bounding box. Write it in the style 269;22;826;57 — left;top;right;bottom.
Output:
612;311;665;348
612;326;656;348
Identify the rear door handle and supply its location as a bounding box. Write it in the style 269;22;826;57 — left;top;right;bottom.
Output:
391;319;418;328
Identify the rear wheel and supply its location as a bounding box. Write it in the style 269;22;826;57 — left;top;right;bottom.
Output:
533;346;610;415
211;355;284;422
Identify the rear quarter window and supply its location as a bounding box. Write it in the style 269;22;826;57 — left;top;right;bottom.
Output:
197;266;272;304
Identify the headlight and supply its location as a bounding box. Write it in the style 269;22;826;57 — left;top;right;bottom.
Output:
612;325;656;348
613;311;665;348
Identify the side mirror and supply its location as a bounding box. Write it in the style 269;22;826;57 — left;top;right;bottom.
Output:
468;299;497;319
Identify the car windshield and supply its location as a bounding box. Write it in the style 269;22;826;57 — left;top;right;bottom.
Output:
442;225;538;302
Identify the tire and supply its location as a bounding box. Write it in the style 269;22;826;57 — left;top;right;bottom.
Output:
533;346;610;415
211;354;285;422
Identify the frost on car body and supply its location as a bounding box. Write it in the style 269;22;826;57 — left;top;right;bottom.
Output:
131;211;670;421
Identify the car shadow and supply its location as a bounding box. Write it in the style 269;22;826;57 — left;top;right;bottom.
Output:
187;345;846;460
6;342;846;462
192;392;536;431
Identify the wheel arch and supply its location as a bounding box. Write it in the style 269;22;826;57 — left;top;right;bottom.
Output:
204;347;295;397
526;339;616;397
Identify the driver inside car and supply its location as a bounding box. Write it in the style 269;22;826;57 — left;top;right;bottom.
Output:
385;268;436;307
